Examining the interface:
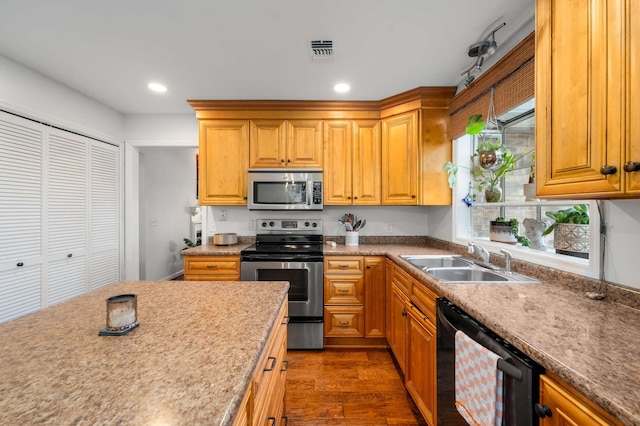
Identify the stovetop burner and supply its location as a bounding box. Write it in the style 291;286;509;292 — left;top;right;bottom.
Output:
241;219;324;260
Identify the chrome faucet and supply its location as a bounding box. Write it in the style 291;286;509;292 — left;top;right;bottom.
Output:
468;242;490;265
500;249;513;274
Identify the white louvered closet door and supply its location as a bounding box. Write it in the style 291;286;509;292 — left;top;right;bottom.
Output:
46;128;88;306
0;113;44;322
89;140;119;290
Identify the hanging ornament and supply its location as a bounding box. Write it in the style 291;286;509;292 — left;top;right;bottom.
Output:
477;87;503;170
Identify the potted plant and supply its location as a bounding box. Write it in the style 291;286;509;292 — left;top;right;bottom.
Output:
444;115;532;203
490;217;530;246
541;204;590;258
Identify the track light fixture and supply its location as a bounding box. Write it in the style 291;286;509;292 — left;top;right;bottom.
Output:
460;22;506;88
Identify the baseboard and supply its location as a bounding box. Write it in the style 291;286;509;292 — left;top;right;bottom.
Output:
162;270;184;281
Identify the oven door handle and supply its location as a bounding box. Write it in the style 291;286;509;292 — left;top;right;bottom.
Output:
437;307;523;381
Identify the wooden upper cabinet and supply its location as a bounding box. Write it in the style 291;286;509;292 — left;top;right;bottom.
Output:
382;111;419;205
198;120;249;205
287;120;323;168
249;119;322;168
249;120;287;168
323;120;381;205
536;0;640;198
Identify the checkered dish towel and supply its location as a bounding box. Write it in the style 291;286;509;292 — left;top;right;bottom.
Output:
455;330;505;426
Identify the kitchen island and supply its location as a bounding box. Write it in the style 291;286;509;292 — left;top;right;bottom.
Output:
0;280;289;425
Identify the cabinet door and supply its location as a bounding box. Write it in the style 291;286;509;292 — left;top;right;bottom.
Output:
406;306;437;426
389;284;409;374
323;120;353;204
364;256;385;338
199;120;249;205
536;0;623;197
539;374;623;426
287;120;323;168
382;111;419;205
627;0;640;194
249;119;287;168
353;120;381;205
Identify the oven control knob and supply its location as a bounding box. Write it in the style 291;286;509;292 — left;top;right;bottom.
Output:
304;221;310;227
261;222;267;228
312;222;318;227
269;221;275;227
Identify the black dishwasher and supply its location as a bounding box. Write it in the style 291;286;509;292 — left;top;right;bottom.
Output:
436;298;543;426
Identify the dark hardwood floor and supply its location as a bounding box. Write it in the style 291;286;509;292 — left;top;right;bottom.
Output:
285;348;427;426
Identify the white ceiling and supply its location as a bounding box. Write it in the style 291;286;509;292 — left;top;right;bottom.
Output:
0;0;534;115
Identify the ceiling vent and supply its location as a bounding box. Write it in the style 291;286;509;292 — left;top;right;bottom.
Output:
309;40;334;62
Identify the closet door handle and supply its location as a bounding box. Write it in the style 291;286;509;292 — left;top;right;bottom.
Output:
17;262;24;267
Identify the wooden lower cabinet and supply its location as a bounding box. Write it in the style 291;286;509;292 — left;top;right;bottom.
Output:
324;256;386;346
386;260;439;425
234;299;288;426
539;373;623;426
406;303;437;426
183;255;240;281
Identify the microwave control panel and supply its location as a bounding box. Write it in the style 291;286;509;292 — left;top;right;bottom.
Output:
312;182;322;205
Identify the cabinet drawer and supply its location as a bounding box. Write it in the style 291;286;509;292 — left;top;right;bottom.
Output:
184;256;240;277
324;306;364;337
325;277;364;304
324;257;364;274
392;266;412;295
411;281;438;321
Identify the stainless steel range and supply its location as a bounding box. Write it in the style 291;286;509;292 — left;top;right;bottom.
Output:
240;219;324;350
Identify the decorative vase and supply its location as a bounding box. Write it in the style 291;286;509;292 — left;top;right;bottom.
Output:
478;149;503;170
523;182;536;201
553;223;589;259
489;221;517;244
484;184;503;202
523;218;549;250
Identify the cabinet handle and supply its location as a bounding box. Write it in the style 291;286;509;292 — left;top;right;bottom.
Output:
338;321;350;326
401;308;407;317
17;262;24;267
411;195;416;198
282;416;289;426
280;360;289;372
353;196;357;200
267;417;276;426
366;265;371;269
347;196;351;199
287;159;291;163
264;356;277;372
624;161;640;172
338;264;349;268
535;403;552;418
243;196;247;200
280;159;285;163
206;265;218;269
600;165;617;175
338;289;349;294
67;253;73;258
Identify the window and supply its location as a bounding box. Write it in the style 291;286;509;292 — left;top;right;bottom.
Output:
451;101;600;279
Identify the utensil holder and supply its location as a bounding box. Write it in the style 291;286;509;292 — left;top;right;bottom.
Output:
345;231;359;246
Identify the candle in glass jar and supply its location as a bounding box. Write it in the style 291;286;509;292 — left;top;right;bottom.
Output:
106;294;137;330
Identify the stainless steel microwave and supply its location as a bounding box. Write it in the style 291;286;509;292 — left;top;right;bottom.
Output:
247;169;323;210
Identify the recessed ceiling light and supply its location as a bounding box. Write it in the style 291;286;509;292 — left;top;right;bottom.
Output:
334;83;351;93
148;82;167;93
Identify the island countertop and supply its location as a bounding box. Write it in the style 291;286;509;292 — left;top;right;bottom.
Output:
0;280;289;425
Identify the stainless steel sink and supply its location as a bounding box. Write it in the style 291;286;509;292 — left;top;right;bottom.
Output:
426;267;508;282
400;254;540;284
400;255;471;269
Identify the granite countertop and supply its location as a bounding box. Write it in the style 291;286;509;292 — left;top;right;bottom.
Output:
185;241;640;424
0;280;289;425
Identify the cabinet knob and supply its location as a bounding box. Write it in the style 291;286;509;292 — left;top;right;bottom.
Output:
287;159;291;163
534;403;552;418
623;161;640;173
347;196;351;200
17;262;24;267
366;265;371;269
411;195;416;198
67;253;73;258
353;196;357;200
280;159;285;163
401;309;407;317
600;165;617;175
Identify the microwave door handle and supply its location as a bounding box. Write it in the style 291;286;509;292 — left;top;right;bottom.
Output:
307;180;313;206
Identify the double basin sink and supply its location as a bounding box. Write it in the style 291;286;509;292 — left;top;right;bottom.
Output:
400;255;540;284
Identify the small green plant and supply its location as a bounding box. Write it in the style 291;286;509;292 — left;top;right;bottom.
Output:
541;204;590;237
184;238;197;248
494;217;530;247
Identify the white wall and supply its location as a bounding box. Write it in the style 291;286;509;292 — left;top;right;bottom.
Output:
139;147;199;280
0;53;123;143
602;200;640;288
203;205;429;238
124;114;198;147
